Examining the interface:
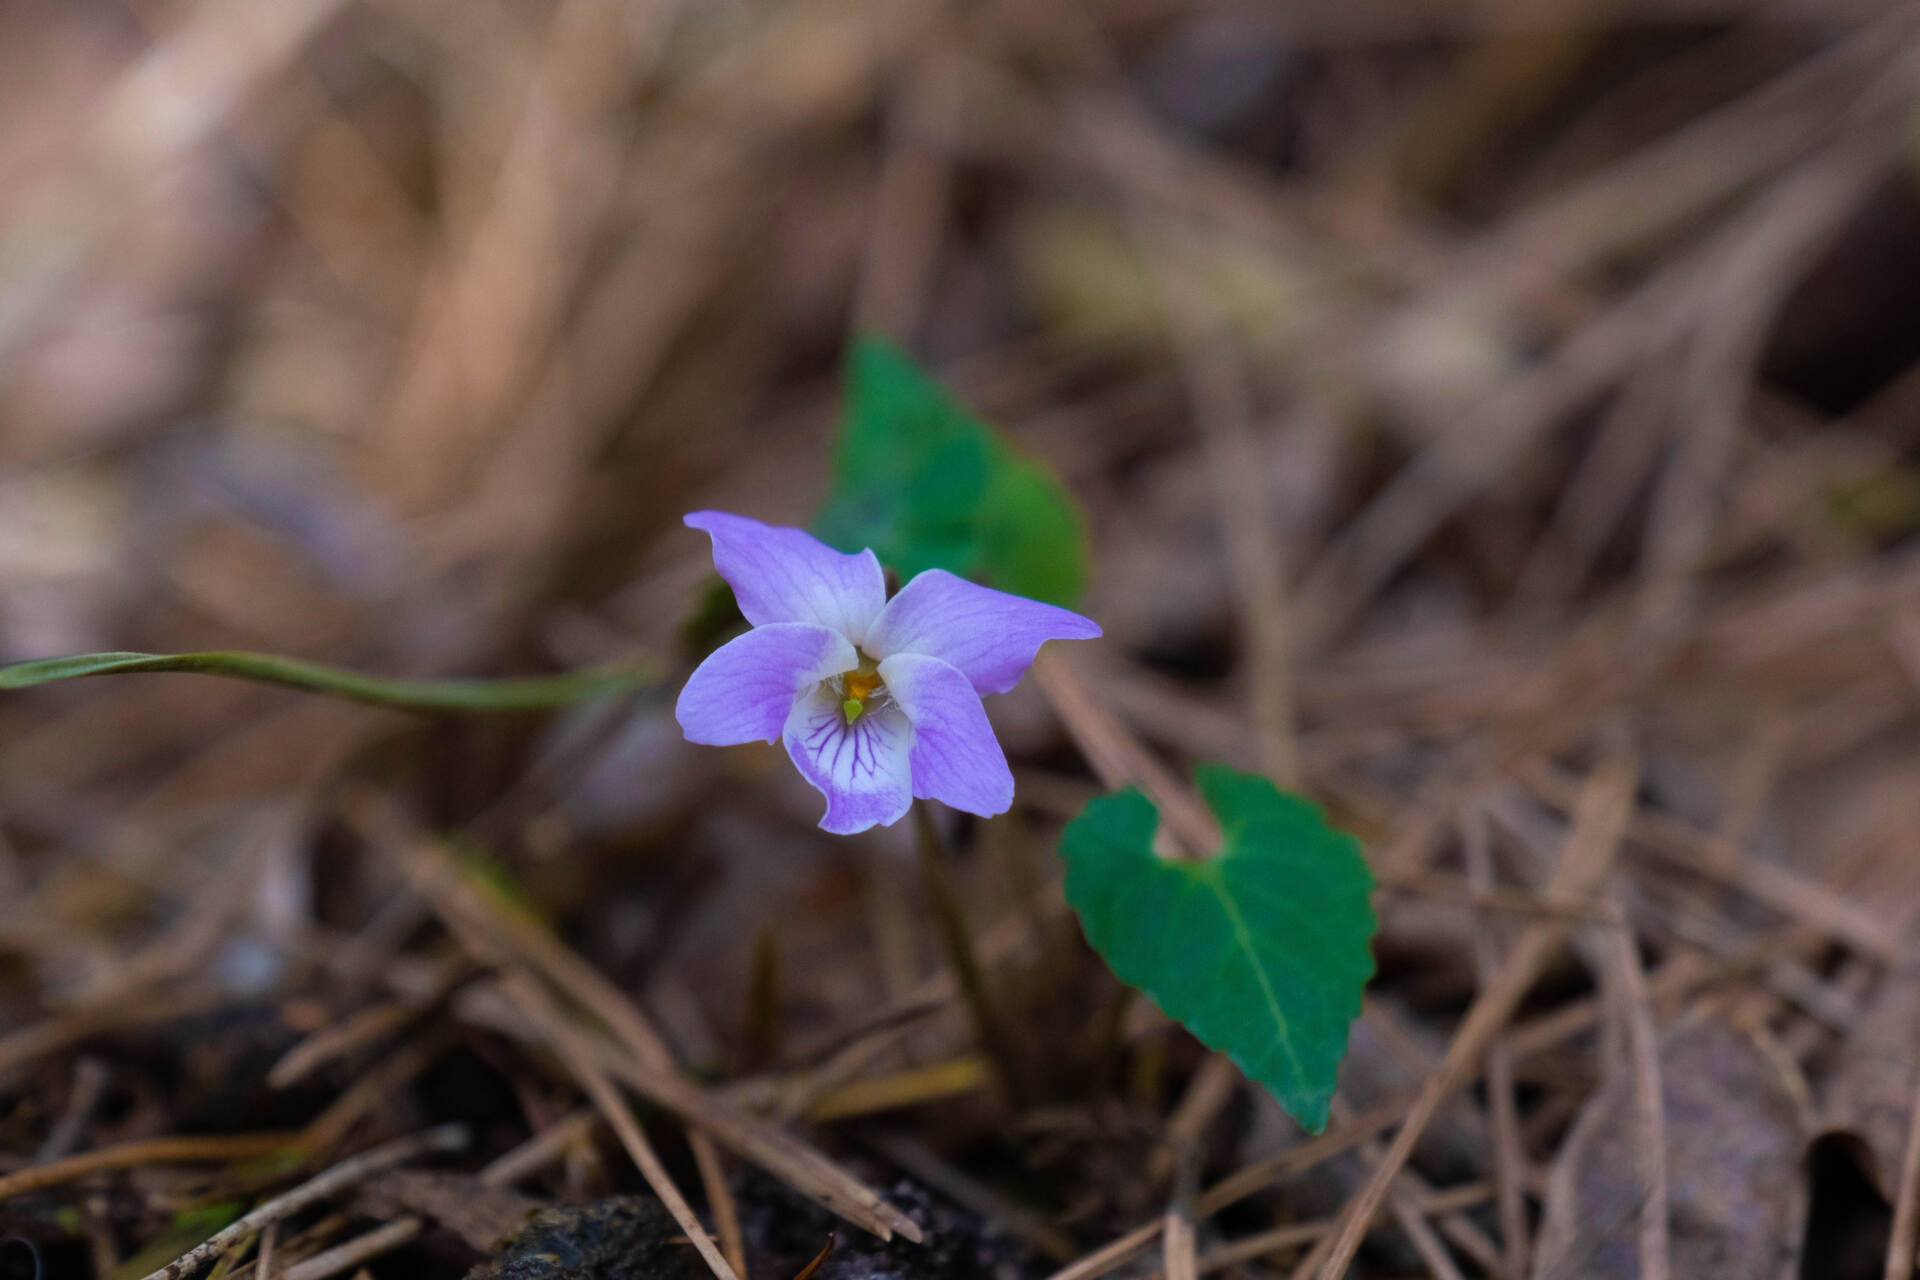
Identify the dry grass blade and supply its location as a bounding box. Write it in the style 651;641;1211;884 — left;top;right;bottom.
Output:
1162;1081;1204;1280
1884;1062;1920;1280
1637;121;1914;647
298;1028;457;1155
690;1129;748;1279
1149;1184;1493;1280
498;967;740;1280
413;878;920;1245
1360;1137;1470;1280
478;1110;600;1187
372;804;919;1243
1463;805;1530;1277
0;991;221;1085
267;999;428;1091
0;1132;305;1202
0;0;351;355
1297;262;1695;649
267;955;471;1088
1046;1090;1416;1280
254;1224;276;1280
589;1044;924;1243
1610;906;1669;1280
1150;1055;1240;1185
1030;650;1219;853
277;1218;421;1280
803;1057;992;1121
1519;760;1902;962
136;1124;467;1280
1162;1184;1198;1280
1309;756;1636;1279
1142;236;1300;787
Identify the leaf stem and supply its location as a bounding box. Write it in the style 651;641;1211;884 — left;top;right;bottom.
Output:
0;650;653;712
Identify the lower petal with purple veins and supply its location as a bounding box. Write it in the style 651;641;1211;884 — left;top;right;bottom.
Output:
878;652;1014;819
782;684;915;834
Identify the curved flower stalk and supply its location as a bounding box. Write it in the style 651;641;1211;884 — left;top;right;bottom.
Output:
675;511;1101;834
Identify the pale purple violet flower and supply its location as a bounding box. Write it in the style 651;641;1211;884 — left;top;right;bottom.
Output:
675;511;1101;834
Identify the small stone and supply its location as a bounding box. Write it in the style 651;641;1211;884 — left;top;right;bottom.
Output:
733;1172;1046;1280
465;1198;706;1280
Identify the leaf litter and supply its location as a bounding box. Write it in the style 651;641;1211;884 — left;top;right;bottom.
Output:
4;2;1920;1279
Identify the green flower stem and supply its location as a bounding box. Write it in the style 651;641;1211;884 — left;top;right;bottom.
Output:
0;650;653;712
914;806;1033;1107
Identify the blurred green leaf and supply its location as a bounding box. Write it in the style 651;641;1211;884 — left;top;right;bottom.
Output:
0;651;652;711
679;576;747;660
1059;765;1376;1132
815;335;1090;605
108;1202;244;1280
1827;466;1920;539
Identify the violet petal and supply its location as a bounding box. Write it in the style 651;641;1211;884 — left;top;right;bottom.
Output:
782;684;914;834
879;652;1014;818
676;622;857;746
686;511;886;643
864;568;1101;694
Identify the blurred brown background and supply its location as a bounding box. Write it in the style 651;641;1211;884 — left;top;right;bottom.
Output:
8;1;1920;1277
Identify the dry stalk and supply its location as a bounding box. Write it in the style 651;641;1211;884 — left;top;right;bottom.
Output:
377;819;920;1244
135;1124;467;1280
1609;905;1670;1280
0;1132;306;1203
1307;755;1636;1279
277;1218;421;1280
1463;805;1531;1277
498;967;740;1280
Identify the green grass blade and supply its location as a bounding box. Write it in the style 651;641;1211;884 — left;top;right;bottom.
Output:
0;650;653;711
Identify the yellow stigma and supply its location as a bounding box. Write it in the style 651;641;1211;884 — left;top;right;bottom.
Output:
842;697;865;723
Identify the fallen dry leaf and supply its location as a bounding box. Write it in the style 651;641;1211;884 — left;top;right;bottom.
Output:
1533;1015;1810;1280
1819;962;1920;1200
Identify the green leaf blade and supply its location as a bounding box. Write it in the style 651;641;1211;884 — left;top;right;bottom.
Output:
816;334;1090;605
1060;768;1377;1132
0;650;652;712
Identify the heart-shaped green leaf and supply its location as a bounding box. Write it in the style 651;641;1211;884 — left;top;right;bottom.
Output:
814;335;1089;606
1060;764;1377;1131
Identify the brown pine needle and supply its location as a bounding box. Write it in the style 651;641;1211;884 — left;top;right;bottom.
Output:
1609;903;1670;1280
1463;806;1532;1278
136;1125;466;1280
0;1132;307;1202
1310;756;1635;1280
500;968;740;1280
1031;650;1220;856
804;1057;992;1121
1884;1042;1920;1280
278;1218;421;1280
1162;1194;1198;1280
1045;1091;1416;1280
792;1233;836;1280
374;804;919;1245
478;1109;600;1187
